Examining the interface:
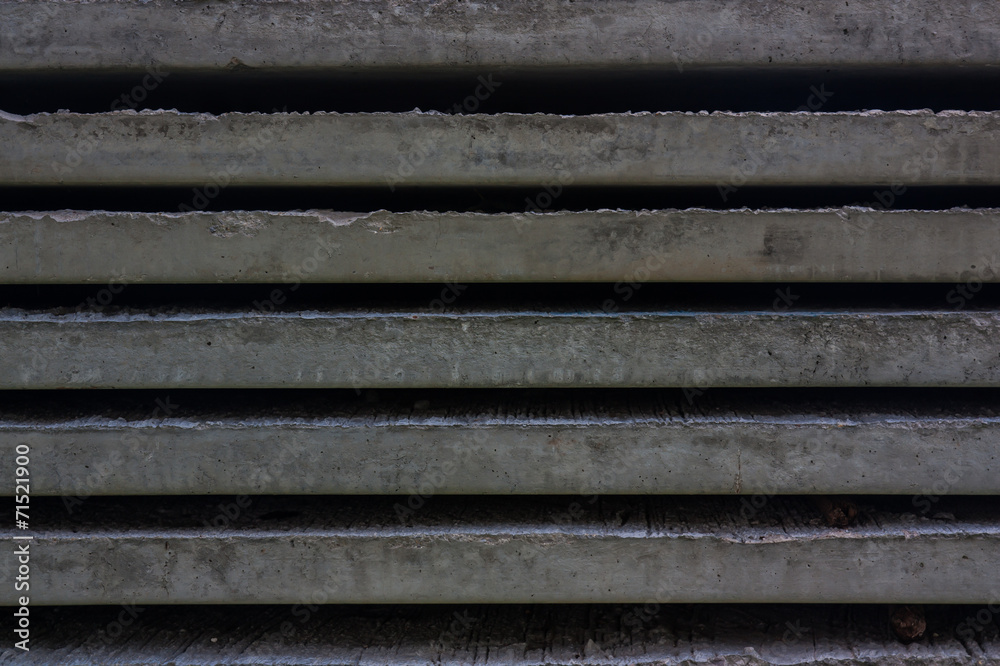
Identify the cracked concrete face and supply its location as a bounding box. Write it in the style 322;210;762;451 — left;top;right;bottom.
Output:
2;0;1000;71
2;110;999;186
2;208;999;283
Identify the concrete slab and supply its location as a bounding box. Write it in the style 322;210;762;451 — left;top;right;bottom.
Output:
2;496;997;605
2;389;997;496
3;208;999;284
1;307;999;388
3;110;998;187
3;603;997;665
2;0;999;72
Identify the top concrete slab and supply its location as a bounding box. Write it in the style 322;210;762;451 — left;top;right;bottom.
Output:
2;0;999;72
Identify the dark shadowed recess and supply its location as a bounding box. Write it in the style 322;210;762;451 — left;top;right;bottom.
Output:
2;66;1000;114
1;185;998;213
3;387;1000;422
18;494;1000;529
1;282;999;311
18;603;1000;658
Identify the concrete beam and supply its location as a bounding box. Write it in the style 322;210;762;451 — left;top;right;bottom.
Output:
3;496;997;604
3;110;998;187
2;0;998;72
3;208;999;284
11;604;999;665
3;391;998;495
1;309;999;389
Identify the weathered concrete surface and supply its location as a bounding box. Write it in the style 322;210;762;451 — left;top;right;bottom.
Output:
3;604;997;665
2;308;1000;388
3;110;999;187
2;0;999;72
3;208;1000;284
1;496;997;604
2;390;998;495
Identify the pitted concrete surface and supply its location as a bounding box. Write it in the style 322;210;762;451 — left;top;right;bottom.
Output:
2;0;999;71
3;208;999;284
3;110;999;186
1;603;997;665
1;389;997;495
1;308;1000;388
1;496;998;605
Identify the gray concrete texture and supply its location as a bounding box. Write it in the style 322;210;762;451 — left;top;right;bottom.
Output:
2;0;999;71
2;309;1000;388
3;110;999;186
3;208;1000;283
2;496;997;605
3;604;997;665
2;391;997;495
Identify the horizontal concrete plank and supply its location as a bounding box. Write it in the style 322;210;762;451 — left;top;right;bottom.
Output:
1;309;999;388
2;0;998;72
4;604;997;665
2;390;998;495
2;208;999;284
3;110;999;187
2;496;997;604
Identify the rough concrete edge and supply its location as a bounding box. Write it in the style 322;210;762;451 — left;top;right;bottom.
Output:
4;412;1000;430
1;108;994;122
0;308;994;322
0;515;996;541
2;207;998;222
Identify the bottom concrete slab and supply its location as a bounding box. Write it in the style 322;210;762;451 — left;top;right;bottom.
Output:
1;604;998;665
4;496;998;606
